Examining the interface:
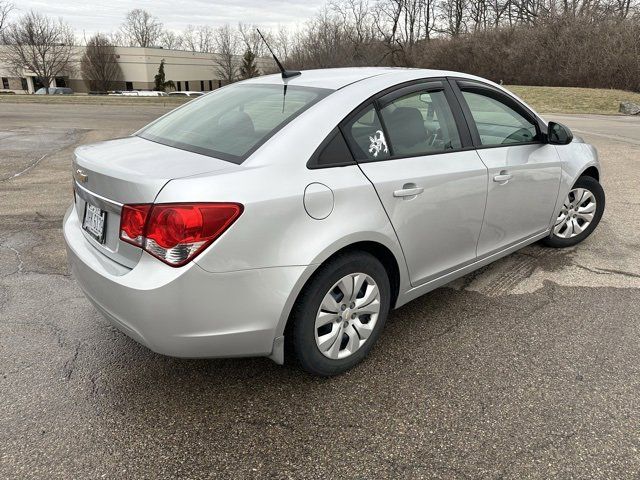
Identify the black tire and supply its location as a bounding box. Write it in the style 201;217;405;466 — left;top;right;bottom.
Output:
287;251;391;377
541;175;605;248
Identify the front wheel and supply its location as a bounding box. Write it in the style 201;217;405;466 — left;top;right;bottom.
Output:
542;175;605;248
288;251;391;376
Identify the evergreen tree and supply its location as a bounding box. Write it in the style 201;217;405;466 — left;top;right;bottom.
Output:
240;49;259;79
154;59;175;91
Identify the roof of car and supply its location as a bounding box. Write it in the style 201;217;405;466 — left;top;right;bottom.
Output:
242;67;473;90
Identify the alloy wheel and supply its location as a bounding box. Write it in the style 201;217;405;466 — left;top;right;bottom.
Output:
314;273;381;360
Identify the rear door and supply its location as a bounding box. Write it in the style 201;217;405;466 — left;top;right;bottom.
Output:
342;80;488;287
451;79;562;257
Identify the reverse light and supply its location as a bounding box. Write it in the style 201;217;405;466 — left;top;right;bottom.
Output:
119;203;243;267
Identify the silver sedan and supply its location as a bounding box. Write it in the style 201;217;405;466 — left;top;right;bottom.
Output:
64;68;605;376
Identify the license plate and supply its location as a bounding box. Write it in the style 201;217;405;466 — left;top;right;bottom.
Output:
83;203;106;244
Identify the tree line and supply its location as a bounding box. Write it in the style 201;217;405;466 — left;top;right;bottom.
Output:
1;0;639;93
284;0;640;91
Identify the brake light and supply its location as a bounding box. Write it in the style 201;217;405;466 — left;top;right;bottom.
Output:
119;203;243;267
120;204;151;247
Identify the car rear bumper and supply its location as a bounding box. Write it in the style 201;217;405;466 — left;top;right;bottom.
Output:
63;205;305;359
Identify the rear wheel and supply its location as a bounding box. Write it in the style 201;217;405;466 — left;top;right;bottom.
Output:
288;252;391;376
542;175;605;248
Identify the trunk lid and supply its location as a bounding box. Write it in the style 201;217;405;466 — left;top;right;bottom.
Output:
72;136;240;269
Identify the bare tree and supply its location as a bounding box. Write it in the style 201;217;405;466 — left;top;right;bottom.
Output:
161;30;183;50
212;25;239;84
238;23;270;57
439;0;468;35
182;24;215;52
330;0;378;63
275;27;292;61
0;0;14;37
80;33;123;92
0;11;75;93
119;9;163;47
108;30;125;46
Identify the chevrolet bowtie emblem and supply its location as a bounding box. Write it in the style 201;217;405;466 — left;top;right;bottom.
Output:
75;168;88;183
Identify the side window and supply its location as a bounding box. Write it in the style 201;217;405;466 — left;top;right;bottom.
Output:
461;89;539;146
342;104;390;161
380;89;461;156
308;129;355;169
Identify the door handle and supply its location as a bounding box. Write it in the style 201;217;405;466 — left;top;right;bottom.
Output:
493;171;513;183
393;186;424;198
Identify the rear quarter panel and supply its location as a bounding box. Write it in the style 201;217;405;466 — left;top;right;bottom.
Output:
156;163;405;274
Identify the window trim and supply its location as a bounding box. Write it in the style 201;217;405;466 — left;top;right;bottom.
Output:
448;78;547;150
377;81;442;108
334;77;474;166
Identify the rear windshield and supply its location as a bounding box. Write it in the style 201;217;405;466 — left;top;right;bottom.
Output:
138;83;331;164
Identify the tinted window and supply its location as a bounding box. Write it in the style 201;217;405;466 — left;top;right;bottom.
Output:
139;84;331;163
462;90;539;146
380;89;461;156
343;105;390;161
308;129;355;169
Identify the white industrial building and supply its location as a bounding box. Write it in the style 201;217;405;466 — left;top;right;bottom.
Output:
0;45;272;94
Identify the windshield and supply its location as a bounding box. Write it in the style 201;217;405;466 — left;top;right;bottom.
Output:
138;83;332;164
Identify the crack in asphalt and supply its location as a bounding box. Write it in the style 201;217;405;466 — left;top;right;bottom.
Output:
0;153;47;182
574;264;640;279
0;244;24;276
63;343;81;381
1;127;81;182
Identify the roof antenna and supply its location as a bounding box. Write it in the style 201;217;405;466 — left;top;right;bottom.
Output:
256;28;301;79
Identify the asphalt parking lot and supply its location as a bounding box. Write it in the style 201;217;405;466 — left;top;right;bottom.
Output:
1;103;639;479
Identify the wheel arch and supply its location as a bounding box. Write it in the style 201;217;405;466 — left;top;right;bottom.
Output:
269;236;407;363
327;241;402;309
579;165;600;182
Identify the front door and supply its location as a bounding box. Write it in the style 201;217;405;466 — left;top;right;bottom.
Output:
342;81;488;286
454;81;562;257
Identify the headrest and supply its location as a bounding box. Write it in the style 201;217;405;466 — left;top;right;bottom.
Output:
385;107;427;149
219;110;255;135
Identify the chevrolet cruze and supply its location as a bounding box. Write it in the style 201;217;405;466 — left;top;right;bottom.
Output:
64;68;605;376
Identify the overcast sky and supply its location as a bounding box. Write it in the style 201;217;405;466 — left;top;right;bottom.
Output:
11;0;321;35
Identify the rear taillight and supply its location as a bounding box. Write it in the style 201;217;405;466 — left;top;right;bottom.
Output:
120;204;152;247
119;203;243;267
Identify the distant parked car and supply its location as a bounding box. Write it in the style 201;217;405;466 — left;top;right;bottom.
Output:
112;90;169;97
138;91;168;97
34;87;73;95
169;91;204;97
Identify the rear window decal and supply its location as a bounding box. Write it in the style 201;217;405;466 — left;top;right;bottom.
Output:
369;130;388;157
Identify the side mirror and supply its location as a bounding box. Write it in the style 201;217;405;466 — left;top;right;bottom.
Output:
547;121;573;145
